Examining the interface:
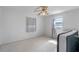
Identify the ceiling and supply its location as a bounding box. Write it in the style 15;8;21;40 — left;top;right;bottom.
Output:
1;6;79;15
48;6;79;14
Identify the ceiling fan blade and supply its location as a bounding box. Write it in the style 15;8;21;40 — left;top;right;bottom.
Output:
34;6;49;15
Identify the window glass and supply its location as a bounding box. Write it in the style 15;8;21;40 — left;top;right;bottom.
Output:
54;16;63;29
26;17;36;32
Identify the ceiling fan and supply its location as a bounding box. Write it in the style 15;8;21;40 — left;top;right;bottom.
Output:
34;6;48;16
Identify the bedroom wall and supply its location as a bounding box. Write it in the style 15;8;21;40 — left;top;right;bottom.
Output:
1;6;79;44
0;7;5;44
53;8;79;32
42;15;53;38
0;7;44;44
43;8;79;38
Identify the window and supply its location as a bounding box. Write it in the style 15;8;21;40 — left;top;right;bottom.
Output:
54;16;63;29
26;17;36;32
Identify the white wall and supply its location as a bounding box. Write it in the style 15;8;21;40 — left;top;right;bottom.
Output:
0;7;5;44
53;8;79;31
0;7;44;44
42;15;53;38
42;8;79;38
1;7;79;44
0;7;3;44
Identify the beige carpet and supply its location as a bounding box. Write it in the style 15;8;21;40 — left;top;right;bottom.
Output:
0;37;57;52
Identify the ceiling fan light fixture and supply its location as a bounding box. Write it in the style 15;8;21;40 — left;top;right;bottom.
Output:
34;6;48;16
